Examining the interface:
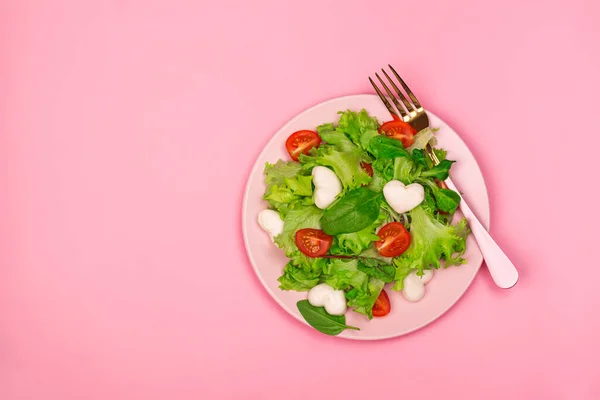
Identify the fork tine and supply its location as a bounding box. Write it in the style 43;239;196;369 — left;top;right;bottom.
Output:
375;73;408;118
382;69;415;113
388;64;423;110
368;77;403;119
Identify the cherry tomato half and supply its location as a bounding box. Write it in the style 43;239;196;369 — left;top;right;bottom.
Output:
379;120;417;148
375;222;411;257
372;289;391;317
285;130;322;161
295;229;333;258
360;162;374;177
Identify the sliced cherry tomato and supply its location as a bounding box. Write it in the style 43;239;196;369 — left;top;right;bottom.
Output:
295;229;333;258
378;120;417;148
375;222;411;257
372;289;391;317
360;162;373;177
285;130;321;161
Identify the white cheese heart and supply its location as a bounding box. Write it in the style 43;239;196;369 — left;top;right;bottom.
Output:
257;209;284;242
383;180;425;214
402;270;434;302
307;283;347;315
312;166;342;209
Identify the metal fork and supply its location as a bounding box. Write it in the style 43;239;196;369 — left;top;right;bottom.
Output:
370;65;518;289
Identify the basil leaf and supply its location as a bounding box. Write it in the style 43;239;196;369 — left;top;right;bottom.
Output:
434;188;461;213
321;187;382;235
419;179;461;214
369;136;411;159
296;300;359;336
411;149;428;168
357;260;395;283
420;159;455;180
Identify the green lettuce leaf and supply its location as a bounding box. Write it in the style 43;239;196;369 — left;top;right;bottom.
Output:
336;109;380;149
392;205;470;290
369;136;411;159
323;258;368;291
330;212;386;255
278;255;328;291
346;277;385;319
393;156;421;184
420;159;455;180
357;259;395;283
300;146;371;190
317;123;358;152
419;178;461;214
263;160;313;215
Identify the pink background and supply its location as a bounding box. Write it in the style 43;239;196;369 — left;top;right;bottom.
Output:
1;0;599;399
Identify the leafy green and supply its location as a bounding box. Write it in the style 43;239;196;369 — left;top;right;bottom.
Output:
392;205;470;289
420;159;455;180
264;160;302;187
346;278;385;319
419;179;461;214
317;126;358;152
284;175;313;197
323;258;368;291
434;148;447;161
316;122;335;134
297;300;359;336
300;146;371;190
357;259;395;283
321;187;382;235
330;213;385;255
278;255;327;291
274;205;323;257
393;156;421;184
392;259;414;290
411;149;428;169
368;166;388;193
369;136;411;159
336;109;380;149
263;161;312;215
423;147;448;169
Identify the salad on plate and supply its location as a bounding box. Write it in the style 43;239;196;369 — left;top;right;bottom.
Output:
257;109;470;335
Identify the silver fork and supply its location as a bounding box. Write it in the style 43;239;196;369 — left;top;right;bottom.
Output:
370;65;518;289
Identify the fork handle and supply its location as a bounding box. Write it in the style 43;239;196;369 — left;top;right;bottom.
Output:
444;178;519;289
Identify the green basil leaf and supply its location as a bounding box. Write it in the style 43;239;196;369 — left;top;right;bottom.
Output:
369;136;411;159
321;187;382;235
418;179;461;214
434;188;461;213
411;149;428;168
296;300;359;336
420;159;455;180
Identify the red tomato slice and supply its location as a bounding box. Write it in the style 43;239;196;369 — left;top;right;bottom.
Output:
360;162;374;177
372;289;391;317
375;222;411;257
378;120;417;148
285;130;321;161
295;229;333;258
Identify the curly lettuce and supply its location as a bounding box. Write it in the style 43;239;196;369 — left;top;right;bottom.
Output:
392;205;470;290
263;160;313;216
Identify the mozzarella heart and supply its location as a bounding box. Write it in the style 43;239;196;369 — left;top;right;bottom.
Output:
402;270;434;302
312;166;342;209
383;180;425;214
307;283;347;315
257;209;284;242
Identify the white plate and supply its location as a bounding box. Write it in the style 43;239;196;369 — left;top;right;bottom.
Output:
242;94;490;340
